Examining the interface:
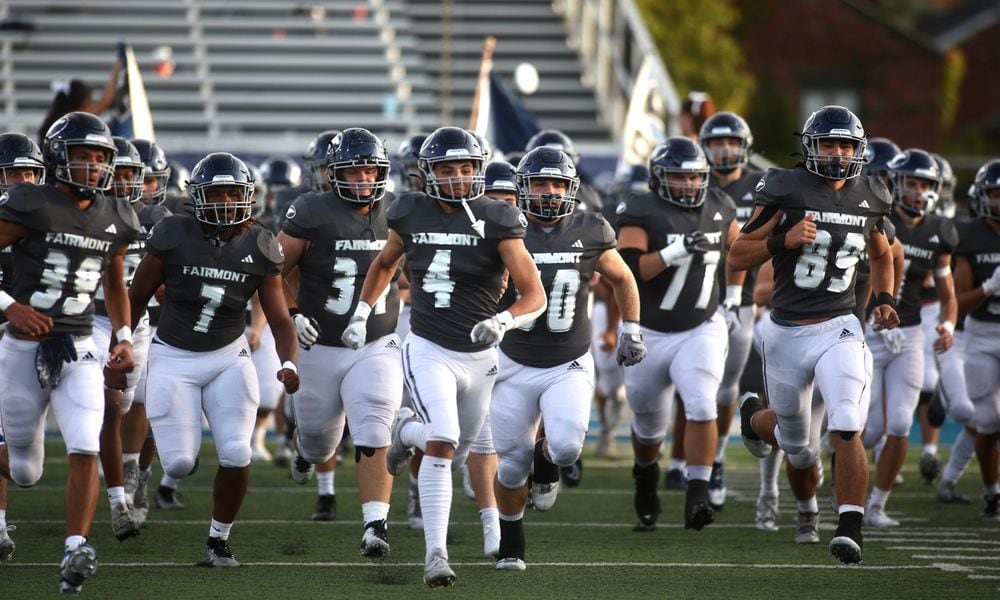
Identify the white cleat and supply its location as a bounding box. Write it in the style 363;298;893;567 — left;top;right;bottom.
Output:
250;444;272;464
387;408;419;476
530;481;560;512
290;451;315;485
111;502;141;541
863;506;899;528
0;525;15;561
794;512;820;544
423;552;456;588
59;544;98;594
496;557;526;571
755;496;780;532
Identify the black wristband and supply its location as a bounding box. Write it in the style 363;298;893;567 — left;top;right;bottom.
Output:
875;292;895;308
288;307;301;317
766;232;786;256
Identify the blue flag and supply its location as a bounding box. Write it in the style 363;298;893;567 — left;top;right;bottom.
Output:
487;70;541;156
109;42;155;140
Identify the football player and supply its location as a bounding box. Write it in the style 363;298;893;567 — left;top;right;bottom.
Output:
303;129;341;192
860;149;959;527
699;111;762;510
0;112;139;593
483;161;518;204
491;146;644;570
396;134;428;193
127;152;300;566
344;126;545;587
617;136;741;532
730;105;899;564
277;128;403;557
954;159;1000;521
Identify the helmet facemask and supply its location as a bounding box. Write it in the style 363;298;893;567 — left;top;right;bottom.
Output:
329;159;390;204
701;136;749;174
0;163;45;192
421;157;485;203
54;141;116;199
802;135;867;180
516;172;579;222
111;163;145;204
191;180;254;229
893;175;940;217
651;165;710;208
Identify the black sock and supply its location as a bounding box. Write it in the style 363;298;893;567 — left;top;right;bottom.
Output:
533;439;559;484
498;518;525;560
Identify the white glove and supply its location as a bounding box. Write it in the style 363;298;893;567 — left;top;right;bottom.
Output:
616;321;647;366
878;327;905;355
658;231;709;266
982;266;1000;297
721;285;742;334
291;312;320;349
470;311;515;347
341;317;367;350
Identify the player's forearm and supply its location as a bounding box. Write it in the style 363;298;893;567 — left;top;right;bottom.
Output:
270;316;299;366
936;275;958;325
869;250;895;297
358;263;395;307
725;264;746;288
104;281;132;334
611;276;640;323
727;238;771;272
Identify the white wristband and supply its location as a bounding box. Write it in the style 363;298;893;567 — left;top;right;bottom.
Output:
353;300;373;321
940;320;955;335
115;326;133;345
934;265;951;279
0;290;14;312
281;360;297;374
622;321;641;335
724;285;742;307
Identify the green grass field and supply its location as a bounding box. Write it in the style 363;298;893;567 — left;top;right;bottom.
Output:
2;440;997;599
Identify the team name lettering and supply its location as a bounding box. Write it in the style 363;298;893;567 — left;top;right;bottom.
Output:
533;252;582;265
903;244;934;260
45;232;113;252
410;232;480;246
736;206;754;222
975;253;1000;264
804;211;866;227
127;240;145;251
182;266;249;282
334;239;386;251
666;232;723;245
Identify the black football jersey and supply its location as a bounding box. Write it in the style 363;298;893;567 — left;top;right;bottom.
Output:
500;211;616;367
0;245;12;325
161;193;191;216
0;184;139;336
892;211;958;327
94;202;172;318
617;189;737;332
388;192;526;352
754;167;892;321
146;215;283;351
955;217;1000;322
712;168;761;307
281;191;400;347
269;188;304;233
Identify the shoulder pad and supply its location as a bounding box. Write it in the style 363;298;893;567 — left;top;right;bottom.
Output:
0;183;45;214
584;211;617;249
863;176;893;214
112;197;141;233
256;226;285;266
939;217;959;249
752;168;789;207
146;214;189;253
878;216;896;245
386;191;421;221
485;198;525;230
615;192;655;225
282;193;314;229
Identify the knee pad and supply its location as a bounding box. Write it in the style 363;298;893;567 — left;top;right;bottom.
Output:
219;442;252;469
497;458;531;490
781;442;810;457
785;446;819;470
9;456;43;488
861;426;882;450
631;427;663;448
163;455;197;480
297;433;336;465
547;443;582;468
837;430;857;441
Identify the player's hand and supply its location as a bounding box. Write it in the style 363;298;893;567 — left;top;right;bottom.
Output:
982;266;1000;297
470;311;515;347
616;322;647;366
599;329;617;352
292;312;321;350
683;231;710;254
721;302;741;334
277;367;300;394
341;316;367;350
933;322;954;354
246;329;262;352
106;341;136;374
871;304;901;332
659;231;708;266
154;284;166;304
786;213;817;249
4;301;53;337
878;327;905;355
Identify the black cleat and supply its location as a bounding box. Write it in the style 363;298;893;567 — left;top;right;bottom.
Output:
311;494;337;521
663;468;688;490
632;463;661;532
684;479;716;531
982;494;1000;522
829;511;863;564
560;457;583;488
197;537;239;567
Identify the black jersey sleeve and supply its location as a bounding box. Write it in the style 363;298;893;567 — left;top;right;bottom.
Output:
751;168;787;208
484;199;527;240
0;184;44;228
145;215;188;258
386;192;420;232
256;228;284;276
280;193;316;239
939;218;959;254
614;193;654;229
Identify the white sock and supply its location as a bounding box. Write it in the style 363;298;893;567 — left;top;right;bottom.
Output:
479;507;499;536
161;474;180;489
252;424;266;449
107;486;127;509
667;458;686;472
942;428;975;484
687;465;711;482
714;435;729;463
65;535;86;551
795;496;818;514
316;470;335;496
986;482;1000;495
400;421;427;452
123;452;140;465
840;504;864;515
209;519;232;540
418;456;452;563
499;510;524;521
362;500;390;526
869;486;891;509
0;508;6;529
759;449;783;498
922;443;938;457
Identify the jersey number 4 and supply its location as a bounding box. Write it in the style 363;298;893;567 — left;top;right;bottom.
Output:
31;250;102;315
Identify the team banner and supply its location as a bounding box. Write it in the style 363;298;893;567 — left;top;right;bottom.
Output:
109;42;155;141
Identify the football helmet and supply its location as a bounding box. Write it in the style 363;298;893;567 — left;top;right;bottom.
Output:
648;137;711;208
484;161;517;194
397;133;428;192
43;111;117;199
888;148;941;217
969;159;1000;220
248;164;267;219
0;132;45;192
525;129;579;164
167;160;189;195
931;153;956;218
800;105;867;180
188;152;255;228
698;111;753;174
515;147;579;221
862;137;901;181
609;164;650;203
130;139;170;205
110;137;145;204
259;156;303;190
326;127;390;204
468;130;494;162
304;129;341;191
418;126;486;203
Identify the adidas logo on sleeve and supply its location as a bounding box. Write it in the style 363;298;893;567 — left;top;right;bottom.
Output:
241;255;255;264
572;239;584;249
105;224;118;234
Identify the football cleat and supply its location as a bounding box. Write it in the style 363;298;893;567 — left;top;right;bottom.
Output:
707;461;726;510
794;512;820;544
755;496;780;532
918;453;940;485
311;494;337;521
196;537;240;567
110;502;141;541
423;552;456;588
530;481;559;512
132;470;150;525
632;463;662;532
739;392;772;458
290;451;314;485
863;505;899;528
386;408;419;476
123;460;140;502
272;441;294;468
406;483;423;529
359;519;390;559
982;494;1000;522
154;485;184;510
663;468;688;490
0;524;15;561
684;479;715;530
936;480;971;504
829;512;864;564
59;543;98;594
560;458;583;488
496;557;526;571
